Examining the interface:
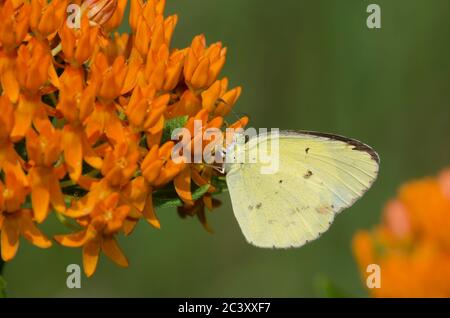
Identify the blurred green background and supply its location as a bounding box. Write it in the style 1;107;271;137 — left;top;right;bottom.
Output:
3;0;450;297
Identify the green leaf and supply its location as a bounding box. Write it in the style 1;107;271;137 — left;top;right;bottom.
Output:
0;276;7;298
211;176;228;194
161;116;188;144
153;184;210;209
192;184;213;200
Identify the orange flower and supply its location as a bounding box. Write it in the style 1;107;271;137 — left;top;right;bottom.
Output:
26;122;66;222
130;0;175;60
139;141;185;227
0;171;52;261
0;96;28;185
90;52;128;101
15;38;52;93
142;44;184;92
121;176;157;231
171;110;248;208
353;168;450;297
129;0;166;34
58;67;102;181
184;35;227;91
30;0;67;37
202;78;242;117
166;90;201;118
10;93;51;141
178;195;221;233
141;141;184;187
0;51;20;103
125;83;169;144
82;0;118;27
55;192;129;277
0;0;30;51
102;0;127;31
101;141;140;187
84;101;127;144
59;16;99;66
0;0;243;276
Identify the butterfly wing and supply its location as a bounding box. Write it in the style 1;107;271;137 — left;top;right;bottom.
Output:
226;131;379;249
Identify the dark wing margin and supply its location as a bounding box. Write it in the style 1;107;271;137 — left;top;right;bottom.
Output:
279;130;380;164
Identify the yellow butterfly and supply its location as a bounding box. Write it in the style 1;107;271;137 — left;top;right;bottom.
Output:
225;131;379;249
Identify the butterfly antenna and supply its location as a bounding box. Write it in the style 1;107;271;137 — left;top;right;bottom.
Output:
217;98;248;128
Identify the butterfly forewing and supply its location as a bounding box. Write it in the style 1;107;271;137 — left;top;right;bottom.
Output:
226;131;379;249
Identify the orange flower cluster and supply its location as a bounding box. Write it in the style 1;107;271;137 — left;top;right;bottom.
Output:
353;168;450;297
0;0;246;276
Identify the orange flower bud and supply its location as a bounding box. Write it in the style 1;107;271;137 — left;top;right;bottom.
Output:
0;1;30;51
184;35;227;91
30;0;67;37
15;38;51;93
81;0;117;26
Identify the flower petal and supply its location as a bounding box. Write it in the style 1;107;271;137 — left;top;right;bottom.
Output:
1;68;19;103
63;126;83;181
55;229;93;247
49;175;66;213
1;216;20;261
174;166;193;205
122;218;138;236
101;236;129;268
19;210;52;248
83;238;101;277
142;193;160;229
30;179;50;223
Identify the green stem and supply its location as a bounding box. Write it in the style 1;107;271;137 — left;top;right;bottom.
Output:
60;179;76;188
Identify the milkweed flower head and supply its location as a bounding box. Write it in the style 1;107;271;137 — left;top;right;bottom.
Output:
353;168;450;297
0;0;246;277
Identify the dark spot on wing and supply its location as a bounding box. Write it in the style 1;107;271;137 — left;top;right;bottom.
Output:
279;180;283;184
256;203;262;209
304;170;313;179
305;148;310;154
281;130;380;164
248;205;254;211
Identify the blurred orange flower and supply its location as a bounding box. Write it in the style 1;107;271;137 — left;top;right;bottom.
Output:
353;168;450;297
